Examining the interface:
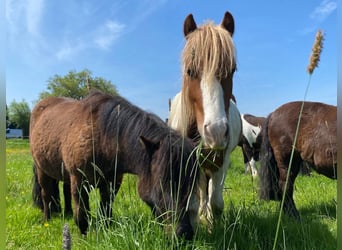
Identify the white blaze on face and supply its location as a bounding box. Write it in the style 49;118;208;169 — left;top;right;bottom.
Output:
200;75;228;149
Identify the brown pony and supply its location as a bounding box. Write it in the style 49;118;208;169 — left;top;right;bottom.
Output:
168;12;242;226
30;91;199;239
259;101;337;218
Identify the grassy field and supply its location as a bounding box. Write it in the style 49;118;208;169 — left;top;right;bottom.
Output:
6;139;336;249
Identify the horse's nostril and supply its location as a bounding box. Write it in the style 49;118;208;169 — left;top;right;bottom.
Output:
204;123;211;135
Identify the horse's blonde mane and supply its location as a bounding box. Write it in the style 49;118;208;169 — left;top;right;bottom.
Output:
178;21;236;134
182;21;236;81
168;92;188;136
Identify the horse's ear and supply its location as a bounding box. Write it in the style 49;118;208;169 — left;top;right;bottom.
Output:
184;14;197;37
139;136;160;156
221;11;234;36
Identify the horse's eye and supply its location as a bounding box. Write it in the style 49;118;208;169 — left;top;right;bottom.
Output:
187;69;195;78
232;64;237;73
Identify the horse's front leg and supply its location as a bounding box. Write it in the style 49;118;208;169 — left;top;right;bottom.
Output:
197;170;209;224
207;156;230;223
99;182;112;221
63;182;73;216
248;158;258;177
207;168;225;219
113;174;123;196
70;174;90;234
98;174;123;222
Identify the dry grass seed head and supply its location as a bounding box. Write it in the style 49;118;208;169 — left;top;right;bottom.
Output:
307;30;324;75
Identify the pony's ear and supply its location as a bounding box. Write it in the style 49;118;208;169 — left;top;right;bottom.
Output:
139;136;160;156
183;14;197;37
221;11;234;36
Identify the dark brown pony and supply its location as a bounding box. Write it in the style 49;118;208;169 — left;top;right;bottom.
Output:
259;101;337;218
30;91;199;239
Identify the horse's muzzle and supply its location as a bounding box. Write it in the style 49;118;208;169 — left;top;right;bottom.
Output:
203;119;229;149
176;223;194;240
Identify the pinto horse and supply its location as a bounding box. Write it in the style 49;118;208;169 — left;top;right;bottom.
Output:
30;91;199;239
259;101;337;218
238;114;266;177
168;12;242;226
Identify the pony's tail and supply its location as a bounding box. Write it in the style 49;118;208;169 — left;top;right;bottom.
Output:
258;115;280;201
32;163;44;210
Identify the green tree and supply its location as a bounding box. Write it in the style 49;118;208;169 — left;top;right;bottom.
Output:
39;69;118;100
6;105;12;128
8;100;31;137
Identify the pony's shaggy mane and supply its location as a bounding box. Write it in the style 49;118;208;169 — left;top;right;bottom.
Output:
82;91;170;142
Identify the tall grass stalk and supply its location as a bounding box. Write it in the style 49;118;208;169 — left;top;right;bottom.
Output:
272;30;324;249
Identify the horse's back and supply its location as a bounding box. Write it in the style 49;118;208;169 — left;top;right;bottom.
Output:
269;101;336;140
31;96;75;144
31;97;73;124
31;96;78;137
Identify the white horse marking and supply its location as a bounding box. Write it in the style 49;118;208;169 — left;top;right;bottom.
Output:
200;75;228;149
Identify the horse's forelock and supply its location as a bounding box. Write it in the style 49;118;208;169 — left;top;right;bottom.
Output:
182;22;236;82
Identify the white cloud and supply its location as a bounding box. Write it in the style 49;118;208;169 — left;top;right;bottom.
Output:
6;0;50;65
138;0;167;19
7;0;45;36
6;0;25;36
55;20;125;60
7;0;163;62
300;26;317;35
310;0;337;21
94;20;125;50
26;0;44;35
55;42;85;61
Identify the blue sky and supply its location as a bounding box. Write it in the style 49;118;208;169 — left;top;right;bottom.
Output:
6;0;337;119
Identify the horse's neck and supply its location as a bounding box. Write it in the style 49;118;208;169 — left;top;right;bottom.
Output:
227;101;242;153
187;121;201;145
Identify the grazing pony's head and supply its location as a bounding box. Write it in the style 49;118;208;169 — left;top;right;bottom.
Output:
181;12;236;149
138;132;199;240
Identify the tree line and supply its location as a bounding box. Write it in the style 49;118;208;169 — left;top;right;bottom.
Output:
7;69;118;137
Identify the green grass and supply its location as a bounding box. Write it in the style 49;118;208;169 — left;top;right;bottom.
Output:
6;139;336;249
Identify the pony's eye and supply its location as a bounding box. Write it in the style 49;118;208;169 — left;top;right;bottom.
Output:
187;69;195;78
232;63;237;73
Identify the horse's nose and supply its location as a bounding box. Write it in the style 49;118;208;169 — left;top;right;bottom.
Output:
203;120;229;149
176;223;194;240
